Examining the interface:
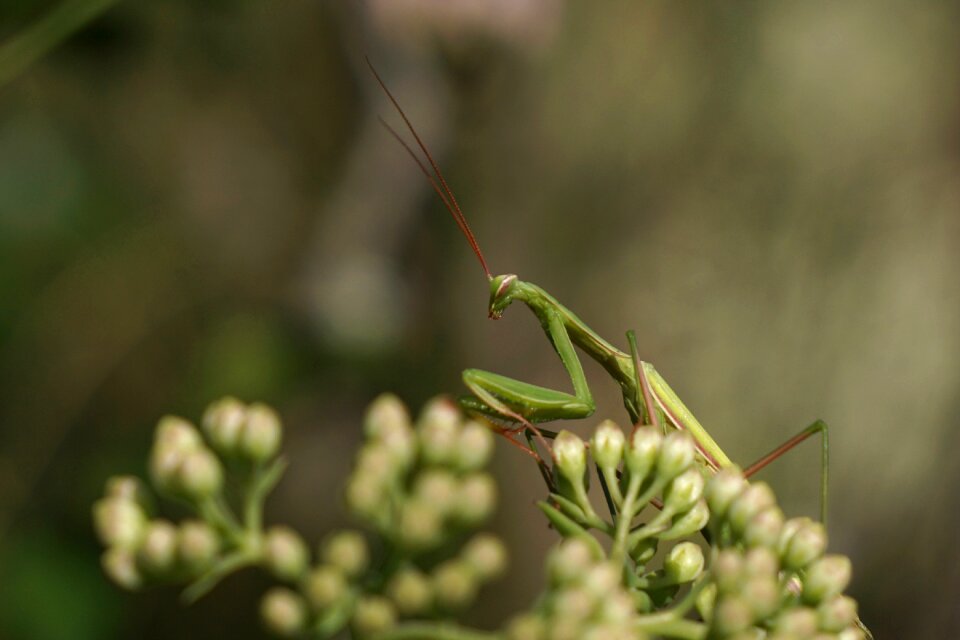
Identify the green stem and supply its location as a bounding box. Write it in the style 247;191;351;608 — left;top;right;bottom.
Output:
633;617;706;640
372;623;504;640
0;0;123;88
181;549;258;603
611;472;643;563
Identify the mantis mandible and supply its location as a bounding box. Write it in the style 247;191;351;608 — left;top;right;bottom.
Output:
367;60;830;524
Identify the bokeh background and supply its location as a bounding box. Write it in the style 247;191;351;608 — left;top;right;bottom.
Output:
1;1;958;637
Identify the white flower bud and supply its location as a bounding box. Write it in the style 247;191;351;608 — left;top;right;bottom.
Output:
548;538;594;586
105;475;150;509
552;430;587;488
462;533;508;581
712;596;752;636
661;499;710;540
506;614;545;640
452;473;497;525
364;393;411;439
176;448;224;499
590;420;625;469
154;416;203;452
101;547;142;590
432;560;478;610
418;397;462;466
352;596;397;636
624;426;661;480
782;521;827;571
663;468;705;513
772;607;818;635
705;468;747;520
177;520;220;573
727;482;776;534
398;500;443;549
665;542;704;583
263;526;308;580
303;565;347;612
321;530;369;578
413;469;459;515
743;506;785;549
203;397;247;455
93;497;146;549
817;594;858;632
456;421;495;471
260;587;307;637
657;431;696;479
345;475;385;518
386;567;433;616
803;555;852;605
137;519;178;576
240;403;282;462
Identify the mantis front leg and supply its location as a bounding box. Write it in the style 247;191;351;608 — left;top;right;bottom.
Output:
460;311;596;426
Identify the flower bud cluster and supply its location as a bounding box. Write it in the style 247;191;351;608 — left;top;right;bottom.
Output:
346;394;497;551
700;469;864;639
506;538;645;640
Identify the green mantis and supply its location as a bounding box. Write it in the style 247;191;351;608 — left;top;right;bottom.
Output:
367;59;830;524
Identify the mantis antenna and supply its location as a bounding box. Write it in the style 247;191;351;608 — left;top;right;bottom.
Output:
365;57;492;280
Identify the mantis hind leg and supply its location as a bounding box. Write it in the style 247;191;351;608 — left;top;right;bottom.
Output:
743;420;830;525
460;368;595;426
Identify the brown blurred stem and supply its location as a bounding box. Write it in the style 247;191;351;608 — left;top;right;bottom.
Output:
0;0;122;88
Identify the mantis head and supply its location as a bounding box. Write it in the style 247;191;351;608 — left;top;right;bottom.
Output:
488;274;520;319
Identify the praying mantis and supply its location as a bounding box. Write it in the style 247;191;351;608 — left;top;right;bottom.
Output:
367;60;830;524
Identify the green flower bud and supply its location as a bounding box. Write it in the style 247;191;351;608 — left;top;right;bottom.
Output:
583;562;620;599
432;561;478;610
413;469;459;515
837;627;867;640
105;475;151;509
741;575;780;620
418;398;461;466
321;530;369;578
137;519;178;576
398;500;443;549
155;416;203;451
590;420;625;469
705;468;747;520
263;526;309;580
713;549;745;595
345;474;385;518
93;497;146;549
176;448;224;499
506;614;545;640
657;431;696;479
386;567;433;616
661;499;710;540
695;582;717;621
202;397;247;455
355;444;398;480
743;547;779;578
240;403;282;462
553;430;587;488
772;607;818;636
452;473;497;525
664;468;705;513
630;537;658;565
727;482;776;535
598;592;635;625
260;587;307;637
665;542;704;583
548;538;595;586
353;596;398;636
456;420;495;471
101;547;142;590
817;595;858;633
803;554;852;604
743;506;785;549
303;565;347;612
364;393;411;439
777;517;813;557
149;444;185;494
552;586;595;622
177;520;220;573
624;426;661;480
462;533;508;581
782;521;827;571
713;596;753;636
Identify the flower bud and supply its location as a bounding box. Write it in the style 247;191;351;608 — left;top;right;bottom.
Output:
176;448;224;499
598;592;634;624
803;555;852;604
726;482;776;535
398;500;443;549
155;416;203;451
553;431;587;488
837;627;867;640
345;474;385;518
590;420;625;469
624;426;661;480
364;393;411;439
101;547;142;589
413;469;459;515
772;607;818;635
137;519;178;576
782;521;827;571
664;468;705;513
105;475;151;509
452;473;497;525
433;560;479;610
240;403;282;462
203;397;247;455
630;537;658;565
777;517;813;557
263;525;309;580
742;506;785;549
713;596;753;636
657;431;696;479
386;567;433;616
462;533;508;581
506;614;545;640
418;398;461;466
93;497;146;549
695;582;716;621
741;575;780;620
817;595;858;632
713;549;745;595
665;542;704;583
353;596;397;636
583;562;619;598
743;547;779;578
705;469;747;520
303;565;347;612
552;586;594;623
322;530;368;578
548;538;594;586
456;420;495;471
260;587;307;637
177;520;220;572
661;499;710;540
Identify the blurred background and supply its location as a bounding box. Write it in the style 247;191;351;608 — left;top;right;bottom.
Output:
1;0;958;637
